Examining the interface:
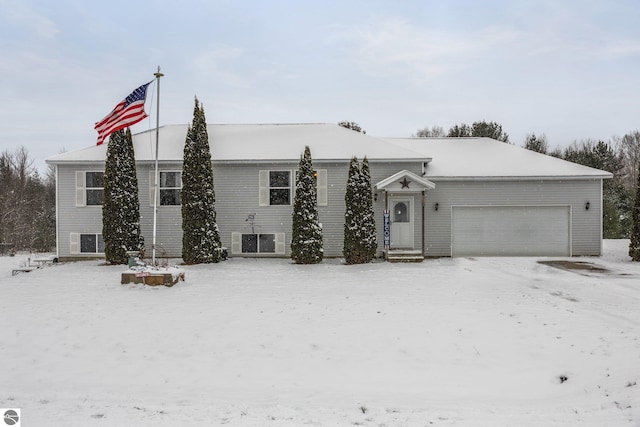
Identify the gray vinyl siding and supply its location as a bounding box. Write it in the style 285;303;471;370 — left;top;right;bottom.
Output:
55;160;603;260
215;163;292;256
424;179;603;257
56;162;186;259
58;160;407;260
215;160;421;258
138;163;183;258
56;164;106;259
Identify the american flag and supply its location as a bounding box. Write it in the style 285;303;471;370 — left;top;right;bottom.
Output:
94;81;152;145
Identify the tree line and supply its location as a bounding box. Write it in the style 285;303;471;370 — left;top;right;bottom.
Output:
413;121;509;142
524;131;640;243
0;148;55;253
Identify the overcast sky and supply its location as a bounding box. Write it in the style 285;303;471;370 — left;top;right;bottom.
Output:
2;0;639;172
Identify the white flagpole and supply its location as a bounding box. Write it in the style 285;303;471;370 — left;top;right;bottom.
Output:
152;66;164;266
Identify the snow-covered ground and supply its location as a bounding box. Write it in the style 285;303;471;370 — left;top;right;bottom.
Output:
2;241;639;426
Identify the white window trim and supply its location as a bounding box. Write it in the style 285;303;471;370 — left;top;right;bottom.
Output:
75;171;85;207
231;232;286;255
316;169;328;206
258;170;269;206
70;232;80;253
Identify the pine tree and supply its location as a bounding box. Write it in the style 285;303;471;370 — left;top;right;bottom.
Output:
343;157;360;263
359;157;377;261
447;121;509;142
181;97;222;264
102;129;144;264
291;146;323;264
563;139;629;238
523;133;548;154
338;121;366;134
629;159;640;261
343;157;377;264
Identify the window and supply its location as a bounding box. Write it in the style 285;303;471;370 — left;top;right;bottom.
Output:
81;234;105;253
242;234;278;253
159;171;181;205
269;171;291;205
85;172;104;205
231;232;285;254
393;201;410;222
242;234;276;253
76;171;103;206
259;169;327;206
70;233;105;254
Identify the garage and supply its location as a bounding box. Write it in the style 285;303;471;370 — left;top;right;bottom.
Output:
451;205;571;257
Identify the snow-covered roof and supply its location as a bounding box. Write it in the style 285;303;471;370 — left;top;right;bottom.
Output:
385;137;613;180
46;123;428;164
47;125;613;181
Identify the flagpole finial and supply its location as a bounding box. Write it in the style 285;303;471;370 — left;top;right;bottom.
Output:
154;66;164;78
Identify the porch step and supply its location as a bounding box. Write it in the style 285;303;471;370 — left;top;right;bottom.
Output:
385;250;424;263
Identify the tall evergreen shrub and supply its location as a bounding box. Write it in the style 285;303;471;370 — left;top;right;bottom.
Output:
343;157;376;264
181;98;222;264
359;157;377;261
291;146;323;264
102;128;144;264
343;157;360;263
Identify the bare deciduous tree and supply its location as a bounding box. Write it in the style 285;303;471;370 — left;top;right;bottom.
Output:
618;131;640;191
0;147;55;252
414;125;445;137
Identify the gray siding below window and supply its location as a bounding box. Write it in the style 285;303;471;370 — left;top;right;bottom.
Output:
139;163;184;258
56;165;106;259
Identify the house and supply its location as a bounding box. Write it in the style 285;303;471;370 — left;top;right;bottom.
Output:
46;123;612;261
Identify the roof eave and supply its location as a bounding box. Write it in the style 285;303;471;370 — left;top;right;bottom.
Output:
426;174;613;181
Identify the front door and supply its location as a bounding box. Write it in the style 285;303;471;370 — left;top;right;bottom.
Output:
390;198;414;248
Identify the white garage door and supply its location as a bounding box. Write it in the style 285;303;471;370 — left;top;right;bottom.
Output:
451;206;571;257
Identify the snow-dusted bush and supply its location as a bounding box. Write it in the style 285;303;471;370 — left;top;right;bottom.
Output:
102;128;144;264
181;98;222;264
291;146;323;264
343;156;376;264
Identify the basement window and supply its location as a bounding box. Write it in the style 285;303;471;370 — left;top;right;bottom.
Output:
81;234;105;253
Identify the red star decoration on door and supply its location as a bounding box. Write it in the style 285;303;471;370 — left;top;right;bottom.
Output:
400;177;411;189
